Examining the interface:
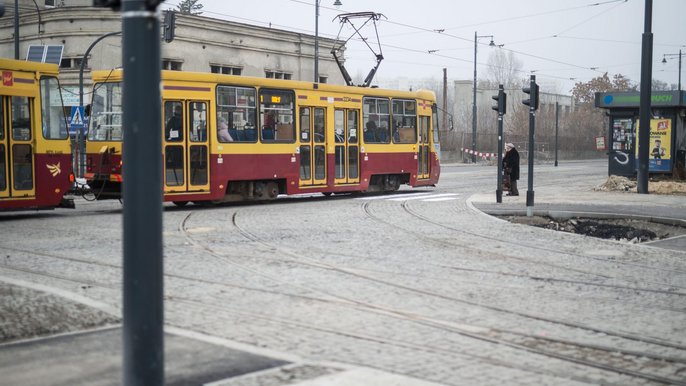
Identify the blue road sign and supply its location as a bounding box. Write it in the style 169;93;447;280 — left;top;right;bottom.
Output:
69;106;85;135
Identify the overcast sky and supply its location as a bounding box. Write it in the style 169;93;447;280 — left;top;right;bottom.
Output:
165;0;684;94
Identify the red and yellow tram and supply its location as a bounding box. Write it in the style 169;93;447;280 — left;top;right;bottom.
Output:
85;70;440;205
0;58;73;211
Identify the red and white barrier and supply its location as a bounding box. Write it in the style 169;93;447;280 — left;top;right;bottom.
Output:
460;148;496;159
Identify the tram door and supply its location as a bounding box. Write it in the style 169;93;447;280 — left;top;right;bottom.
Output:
417;116;431;179
333;109;360;184
299;106;327;186
162;100;210;194
0;96;35;199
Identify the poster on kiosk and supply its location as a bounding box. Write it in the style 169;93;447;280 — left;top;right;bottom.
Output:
636;118;672;173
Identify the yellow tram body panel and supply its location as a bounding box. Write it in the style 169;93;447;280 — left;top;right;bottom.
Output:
1;58;72;210
86;69;440;202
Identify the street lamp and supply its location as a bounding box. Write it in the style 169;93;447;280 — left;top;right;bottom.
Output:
471;32;496;162
315;0;342;83
661;49;682;91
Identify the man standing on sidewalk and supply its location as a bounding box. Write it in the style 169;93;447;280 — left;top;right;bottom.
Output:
503;143;520;196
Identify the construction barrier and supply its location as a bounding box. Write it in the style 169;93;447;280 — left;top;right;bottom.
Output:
461;148;496;159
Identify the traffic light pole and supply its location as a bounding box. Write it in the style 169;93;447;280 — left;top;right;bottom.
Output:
522;75;538;217
121;1;164;385
492;84;506;203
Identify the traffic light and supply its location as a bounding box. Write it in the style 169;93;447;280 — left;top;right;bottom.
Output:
163;10;176;43
93;0;164;10
522;78;539;110
491;85;506;115
92;0;121;9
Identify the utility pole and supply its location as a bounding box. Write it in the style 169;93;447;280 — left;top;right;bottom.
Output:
121;0;165;384
554;101;559;167
93;0;166;385
14;0;19;59
442;68;447;143
638;0;652;194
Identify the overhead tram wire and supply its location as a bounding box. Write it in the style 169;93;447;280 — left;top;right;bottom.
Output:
165;1;623;86
443;0;628;31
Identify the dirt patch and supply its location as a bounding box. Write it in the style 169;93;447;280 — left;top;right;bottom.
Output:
594;175;686;195
504;216;686;244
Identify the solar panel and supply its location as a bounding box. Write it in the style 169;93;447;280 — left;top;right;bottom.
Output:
44;45;64;65
26;45;45;62
25;45;64;64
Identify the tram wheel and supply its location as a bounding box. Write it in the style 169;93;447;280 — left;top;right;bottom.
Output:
173;201;189;207
322;192;333;197
265;181;279;199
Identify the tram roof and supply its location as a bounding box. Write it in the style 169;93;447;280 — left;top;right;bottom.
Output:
0;58;60;75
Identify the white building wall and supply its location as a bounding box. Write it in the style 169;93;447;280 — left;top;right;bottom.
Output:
1;0;346;108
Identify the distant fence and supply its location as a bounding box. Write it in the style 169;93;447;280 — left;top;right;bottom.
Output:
441;131;605;164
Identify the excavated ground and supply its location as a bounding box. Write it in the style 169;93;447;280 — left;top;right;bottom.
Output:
501;215;686;244
499;175;686;244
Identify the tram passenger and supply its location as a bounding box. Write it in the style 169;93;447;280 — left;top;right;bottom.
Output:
335;127;345;143
217;116;233;142
364;117;377;142
503;143;520;196
165;104;183;141
378;120;389;142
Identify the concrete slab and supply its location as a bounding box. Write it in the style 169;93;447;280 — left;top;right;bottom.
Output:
0;326;289;386
289;367;446;386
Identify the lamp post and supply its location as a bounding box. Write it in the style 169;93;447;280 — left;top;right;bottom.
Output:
472;32;495;163
662;49;682;91
315;0;342;83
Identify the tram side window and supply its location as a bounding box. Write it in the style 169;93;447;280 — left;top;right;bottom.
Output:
216;85;256;143
40;77;68;139
164;101;184;142
260;89;295;142
391;99;417;144
88;82;123;141
190;102;206;142
362;97;390;143
11;97;32;141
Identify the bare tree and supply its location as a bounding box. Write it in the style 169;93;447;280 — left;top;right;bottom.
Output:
485;49;523;89
176;0;203;15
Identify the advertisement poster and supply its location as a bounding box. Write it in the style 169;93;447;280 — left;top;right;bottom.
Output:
636;119;672;172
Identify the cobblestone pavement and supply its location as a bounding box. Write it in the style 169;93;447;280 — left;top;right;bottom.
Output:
1;160;685;385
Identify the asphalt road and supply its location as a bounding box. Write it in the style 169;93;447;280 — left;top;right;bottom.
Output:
1;159;685;386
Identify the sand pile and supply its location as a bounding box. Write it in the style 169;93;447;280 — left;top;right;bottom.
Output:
594;175;686;195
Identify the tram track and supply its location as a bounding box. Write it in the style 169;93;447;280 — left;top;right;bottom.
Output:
177;210;686;385
360;199;686;296
171;294;686;386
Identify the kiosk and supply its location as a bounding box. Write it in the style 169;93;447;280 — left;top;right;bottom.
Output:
595;91;685;176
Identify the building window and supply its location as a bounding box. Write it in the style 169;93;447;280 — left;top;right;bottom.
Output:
59;57;87;70
162;60;183;71
265;71;292;80
45;0;55;7
210;65;242;76
318;76;328;84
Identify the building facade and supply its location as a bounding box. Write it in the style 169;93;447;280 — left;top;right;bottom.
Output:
1;0;346;109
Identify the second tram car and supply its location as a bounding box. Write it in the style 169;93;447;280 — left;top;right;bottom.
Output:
0;58;73;210
85;70;440;205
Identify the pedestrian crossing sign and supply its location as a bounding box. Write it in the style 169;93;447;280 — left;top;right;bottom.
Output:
69;106;85;134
